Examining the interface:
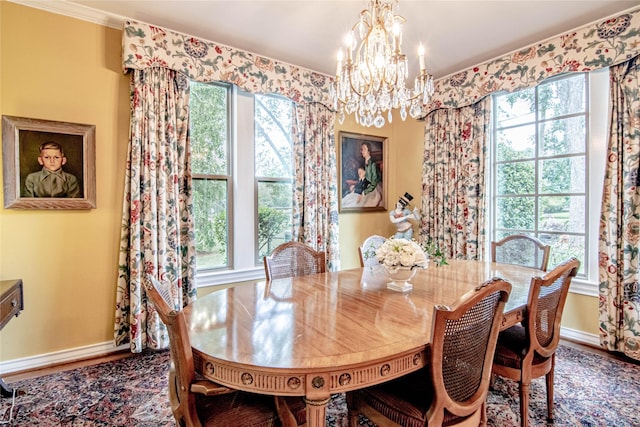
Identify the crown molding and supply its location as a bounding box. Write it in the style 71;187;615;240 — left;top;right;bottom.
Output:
8;0;124;29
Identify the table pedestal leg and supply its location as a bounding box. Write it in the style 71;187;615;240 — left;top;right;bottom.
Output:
304;396;331;427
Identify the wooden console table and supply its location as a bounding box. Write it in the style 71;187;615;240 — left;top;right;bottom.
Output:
0;279;24;397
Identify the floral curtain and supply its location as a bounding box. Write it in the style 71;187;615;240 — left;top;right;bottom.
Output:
419;99;490;260
118;21;338;350
122;20;333;106
598;54;640;361
292;102;340;271
422;7;640;117
114;68;196;351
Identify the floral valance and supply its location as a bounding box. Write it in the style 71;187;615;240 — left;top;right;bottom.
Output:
424;6;640;115
122;20;333;107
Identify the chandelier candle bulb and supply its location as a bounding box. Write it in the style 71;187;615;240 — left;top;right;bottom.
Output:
346;32;354;62
418;44;425;72
393;22;401;53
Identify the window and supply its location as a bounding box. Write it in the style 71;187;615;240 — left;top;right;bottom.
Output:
491;70;608;292
190;82;294;286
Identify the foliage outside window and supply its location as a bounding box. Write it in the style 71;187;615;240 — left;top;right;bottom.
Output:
492;74;588;275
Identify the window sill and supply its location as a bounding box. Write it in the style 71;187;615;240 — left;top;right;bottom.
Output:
569;278;598;297
196;266;265;288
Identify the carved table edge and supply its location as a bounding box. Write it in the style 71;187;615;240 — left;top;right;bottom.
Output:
192;347;427;396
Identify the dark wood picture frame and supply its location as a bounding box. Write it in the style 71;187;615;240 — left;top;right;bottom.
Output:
2;115;96;209
339;131;387;213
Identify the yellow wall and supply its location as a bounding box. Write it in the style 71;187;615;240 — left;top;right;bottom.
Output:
337;111;425;269
0;2;131;360
563;292;599;334
0;3;599;365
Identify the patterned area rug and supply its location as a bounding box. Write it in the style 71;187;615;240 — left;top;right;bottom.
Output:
1;344;638;426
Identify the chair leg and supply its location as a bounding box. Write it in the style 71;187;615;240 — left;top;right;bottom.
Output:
546;361;555;422
346;392;359;427
519;382;530;427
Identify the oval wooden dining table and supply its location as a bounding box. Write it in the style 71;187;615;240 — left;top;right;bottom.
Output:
184;260;541;427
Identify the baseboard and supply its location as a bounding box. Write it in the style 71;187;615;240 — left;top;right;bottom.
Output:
0;341;128;375
560;326;600;347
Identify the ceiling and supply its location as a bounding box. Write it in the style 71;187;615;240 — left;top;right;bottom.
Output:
24;0;640;80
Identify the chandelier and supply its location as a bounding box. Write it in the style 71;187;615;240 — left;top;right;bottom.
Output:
332;0;434;128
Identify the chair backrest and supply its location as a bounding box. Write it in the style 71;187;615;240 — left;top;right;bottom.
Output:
525;257;580;359
358;234;386;267
491;234;551;271
428;278;511;424
144;275;200;426
263;241;326;280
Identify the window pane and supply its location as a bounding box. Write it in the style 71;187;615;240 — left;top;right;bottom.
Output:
255;95;293;178
258;181;292;259
190;82;228;175
538;75;586;119
540;157;585;193
540;116;586;156
539;195;585;233
193;179;228;269
496;124;535;161
496;197;535;230
495;88;535;128
497;161;535;195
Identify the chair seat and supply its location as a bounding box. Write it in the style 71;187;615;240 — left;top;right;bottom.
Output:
277;396;308;427
197;392;307;426
494;325;551;370
357;369;433;427
197;391;280;426
357;361;490;427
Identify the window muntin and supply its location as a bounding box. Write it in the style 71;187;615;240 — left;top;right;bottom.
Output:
492;73;588;276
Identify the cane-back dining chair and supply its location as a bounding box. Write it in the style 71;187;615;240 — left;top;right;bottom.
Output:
144;275;306;427
491;234;551;271
492;257;580;427
347;278;512;427
358;234;386;267
263;241;326;280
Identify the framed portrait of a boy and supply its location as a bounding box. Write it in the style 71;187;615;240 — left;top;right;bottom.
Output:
339;131;387;213
2;115;96;209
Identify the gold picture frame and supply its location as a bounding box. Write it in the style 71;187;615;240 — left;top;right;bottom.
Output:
2;115;96;209
339;131;387;213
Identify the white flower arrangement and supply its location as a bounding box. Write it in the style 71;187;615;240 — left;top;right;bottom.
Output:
375;238;428;272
